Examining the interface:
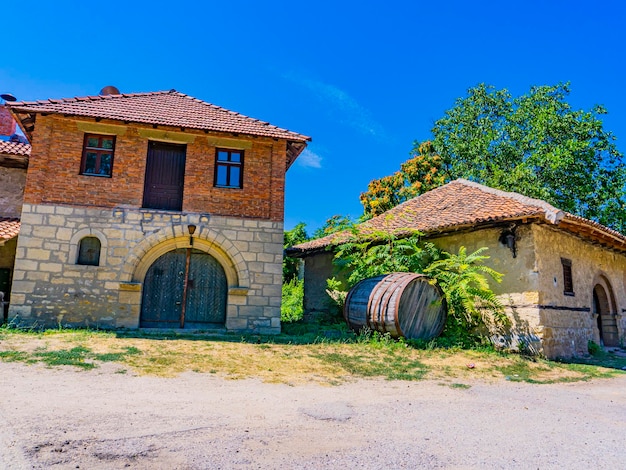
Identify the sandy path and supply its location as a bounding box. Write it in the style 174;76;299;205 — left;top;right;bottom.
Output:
0;362;625;469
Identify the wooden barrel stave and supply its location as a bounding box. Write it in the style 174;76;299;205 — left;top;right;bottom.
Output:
343;273;446;340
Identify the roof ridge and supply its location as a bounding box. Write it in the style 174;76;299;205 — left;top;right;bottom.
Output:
7;90;311;142
452;179;565;223
7;90;175;107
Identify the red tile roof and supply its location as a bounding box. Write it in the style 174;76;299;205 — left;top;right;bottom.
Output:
0;140;31;156
289;179;626;255
8;90;311;143
0;218;20;242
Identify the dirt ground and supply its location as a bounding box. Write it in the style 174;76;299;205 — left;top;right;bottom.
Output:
0;362;625;469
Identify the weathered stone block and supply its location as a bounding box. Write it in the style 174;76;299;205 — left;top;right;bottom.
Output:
27;248;51;261
39;263;63;273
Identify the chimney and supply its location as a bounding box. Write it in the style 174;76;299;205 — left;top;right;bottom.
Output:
99;85;120;96
0;105;16;136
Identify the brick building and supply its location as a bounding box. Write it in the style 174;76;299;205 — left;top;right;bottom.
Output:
6;89;310;332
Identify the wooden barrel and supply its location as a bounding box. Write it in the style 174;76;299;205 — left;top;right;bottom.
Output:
343;273;447;340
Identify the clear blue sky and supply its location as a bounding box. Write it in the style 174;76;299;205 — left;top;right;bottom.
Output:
2;1;625;233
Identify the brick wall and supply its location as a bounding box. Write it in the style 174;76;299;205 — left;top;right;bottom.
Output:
0;167;26;217
0;106;16;136
24;115;288;221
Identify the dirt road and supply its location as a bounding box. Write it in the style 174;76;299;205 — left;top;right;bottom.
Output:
0;362;624;469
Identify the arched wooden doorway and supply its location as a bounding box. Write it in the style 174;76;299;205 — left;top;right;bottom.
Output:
592;281;619;347
140;248;227;328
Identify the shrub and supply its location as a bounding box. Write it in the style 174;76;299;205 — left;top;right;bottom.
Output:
281;278;304;323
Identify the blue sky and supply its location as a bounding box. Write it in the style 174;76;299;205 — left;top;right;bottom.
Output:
2;1;625;233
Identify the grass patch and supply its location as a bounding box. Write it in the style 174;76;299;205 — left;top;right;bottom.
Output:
0;350;30;362
447;383;472;389
564;348;626;371
33;346;95;369
0;324;624;384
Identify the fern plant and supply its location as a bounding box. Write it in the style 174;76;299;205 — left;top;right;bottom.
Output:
423;246;506;331
329;225;506;341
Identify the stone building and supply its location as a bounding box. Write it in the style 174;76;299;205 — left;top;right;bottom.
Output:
6;89;310;332
288;179;626;358
0;104;31;320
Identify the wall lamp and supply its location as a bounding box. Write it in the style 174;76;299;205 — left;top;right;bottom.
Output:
188;224;196;246
499;225;517;258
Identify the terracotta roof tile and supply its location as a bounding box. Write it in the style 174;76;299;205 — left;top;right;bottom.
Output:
289;179;626;254
0;218;20;242
0;140;31;156
8;90;311;142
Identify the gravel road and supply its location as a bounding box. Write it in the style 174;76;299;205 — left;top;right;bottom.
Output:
0;362;624;469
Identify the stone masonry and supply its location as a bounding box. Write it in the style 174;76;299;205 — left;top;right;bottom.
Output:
10;202;283;333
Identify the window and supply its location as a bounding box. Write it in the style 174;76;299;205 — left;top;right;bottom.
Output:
214;149;243;188
561;258;574;296
81;134;115;177
77;237;101;266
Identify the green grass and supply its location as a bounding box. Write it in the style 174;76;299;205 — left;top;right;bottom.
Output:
33;346;95;369
565;348;626;371
496;355;619;384
0;323;624;384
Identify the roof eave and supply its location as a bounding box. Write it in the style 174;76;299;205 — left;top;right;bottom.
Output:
557;217;626;254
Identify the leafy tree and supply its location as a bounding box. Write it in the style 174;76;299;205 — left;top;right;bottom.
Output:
432;83;626;231
312;214;355;239
283;223;308;282
360;141;446;218
333;230;429;287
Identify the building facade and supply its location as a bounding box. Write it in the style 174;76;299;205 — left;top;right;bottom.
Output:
0;104;30;319
289;180;626;358
7;90;309;332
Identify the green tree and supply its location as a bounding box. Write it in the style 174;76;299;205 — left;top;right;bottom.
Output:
312;214;355;239
432;83;626;231
360;141;446;218
283;223;308;282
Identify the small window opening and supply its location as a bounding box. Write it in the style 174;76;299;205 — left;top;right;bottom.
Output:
81;134;115;177
214;148;243;188
561;258;574;296
77;237;101;266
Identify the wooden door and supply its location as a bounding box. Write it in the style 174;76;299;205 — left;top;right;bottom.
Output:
0;268;10;301
185;251;227;327
140;250;186;328
140;249;227;328
593;284;619;347
0;268;10;323
143;141;186;211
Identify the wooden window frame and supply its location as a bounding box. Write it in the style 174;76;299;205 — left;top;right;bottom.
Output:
77;236;101;266
561;258;574;296
80;134;116;177
214;148;244;189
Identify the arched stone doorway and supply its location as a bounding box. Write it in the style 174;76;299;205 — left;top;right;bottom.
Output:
592;279;619;347
140;248;227;328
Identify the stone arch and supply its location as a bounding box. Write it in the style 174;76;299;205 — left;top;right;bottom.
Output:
121;224;249;289
592;273;619;347
68;228;108;265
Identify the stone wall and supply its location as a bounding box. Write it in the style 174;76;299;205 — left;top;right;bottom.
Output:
532;224;626;357
9;203;283;333
302;225;540;310
0;237;17;271
300;223;626;358
0;166;26;217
